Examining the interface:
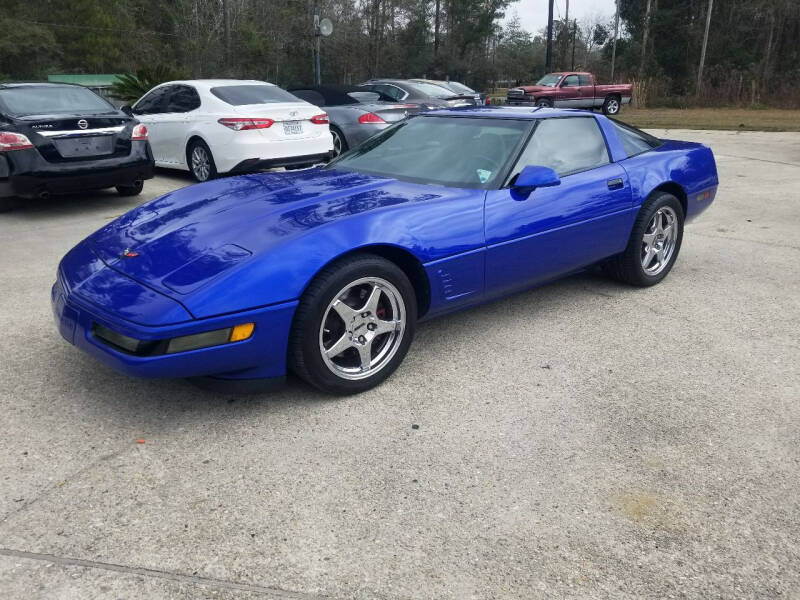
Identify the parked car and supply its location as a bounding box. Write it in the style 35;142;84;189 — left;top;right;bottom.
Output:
288;85;421;156
409;79;490;106
53;107;718;395
506;72;633;115
0;82;153;210
127;79;333;182
359;79;478;109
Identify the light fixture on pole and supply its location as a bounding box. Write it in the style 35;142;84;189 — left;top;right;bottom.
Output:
313;10;333;86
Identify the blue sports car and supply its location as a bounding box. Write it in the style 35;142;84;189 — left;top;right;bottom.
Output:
52;107;718;394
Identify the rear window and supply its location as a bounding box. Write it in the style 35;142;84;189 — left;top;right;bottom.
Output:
446;81;477;95
0;86;115;117
609;119;662;157
210;85;300;106
407;82;454;99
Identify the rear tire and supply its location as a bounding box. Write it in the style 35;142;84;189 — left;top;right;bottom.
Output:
606;192;684;287
187;139;217;182
330;126;348;157
0;196;19;212
602;95;621;115
535;98;553;108
289;254;417;395
116;180;144;196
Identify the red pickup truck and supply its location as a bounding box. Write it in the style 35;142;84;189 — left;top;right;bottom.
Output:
506;72;632;115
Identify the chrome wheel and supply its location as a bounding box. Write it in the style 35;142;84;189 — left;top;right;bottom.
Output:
319;277;405;381
641;206;678;276
605;98;620;114
536;99;551;108
331;129;344;156
191;146;211;181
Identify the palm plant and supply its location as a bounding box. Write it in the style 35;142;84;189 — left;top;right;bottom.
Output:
110;65;187;104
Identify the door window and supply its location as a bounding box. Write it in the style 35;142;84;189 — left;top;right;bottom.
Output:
561;75;580;87
165;85;201;113
508;117;610;180
133;87;169;114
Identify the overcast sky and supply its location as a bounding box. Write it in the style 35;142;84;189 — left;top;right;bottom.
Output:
505;0;617;34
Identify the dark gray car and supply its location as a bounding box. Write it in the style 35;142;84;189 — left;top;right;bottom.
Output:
409;79;490;106
358;79;479;110
288;86;421;156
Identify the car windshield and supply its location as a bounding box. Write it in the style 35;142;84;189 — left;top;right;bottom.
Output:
446;81;477;95
535;74;563;87
0;86;115;117
407;82;455;99
210;84;300;105
327;116;530;189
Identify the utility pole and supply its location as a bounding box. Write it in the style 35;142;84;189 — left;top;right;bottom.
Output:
571;20;577;70
696;0;713;95
434;0;441;57
638;0;653;81
313;2;321;85
563;0;569;70
611;0;620;80
222;0;231;74
545;0;554;72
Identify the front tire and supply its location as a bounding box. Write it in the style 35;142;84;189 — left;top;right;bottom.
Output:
535;98;553;108
289;254;417;395
606;192;684;287
116;180;144;196
188;140;217;182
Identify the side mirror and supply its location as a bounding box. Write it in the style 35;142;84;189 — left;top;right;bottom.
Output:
121;105;134;116
513;165;560;191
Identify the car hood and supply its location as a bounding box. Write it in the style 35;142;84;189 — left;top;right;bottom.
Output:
85;168;434;315
511;85;552;94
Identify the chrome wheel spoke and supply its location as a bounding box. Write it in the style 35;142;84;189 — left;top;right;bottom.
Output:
642;231;656;245
360;284;382;315
356;343;372;370
331;299;358;322
325;334;352;359
374;319;400;336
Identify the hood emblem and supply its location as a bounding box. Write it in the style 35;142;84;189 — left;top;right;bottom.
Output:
122;248;139;258
77;119;89;129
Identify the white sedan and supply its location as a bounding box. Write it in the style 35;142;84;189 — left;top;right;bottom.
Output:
129;79;334;181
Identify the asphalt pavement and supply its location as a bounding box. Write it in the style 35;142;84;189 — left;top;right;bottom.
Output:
1;130;798;599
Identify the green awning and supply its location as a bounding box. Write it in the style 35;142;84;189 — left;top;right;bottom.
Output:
47;74;124;88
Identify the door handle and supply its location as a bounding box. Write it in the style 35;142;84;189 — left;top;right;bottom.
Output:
607;178;624;190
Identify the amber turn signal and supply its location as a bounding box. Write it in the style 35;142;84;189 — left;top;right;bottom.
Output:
229;322;255;342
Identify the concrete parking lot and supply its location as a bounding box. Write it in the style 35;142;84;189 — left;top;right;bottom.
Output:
1;130;799;599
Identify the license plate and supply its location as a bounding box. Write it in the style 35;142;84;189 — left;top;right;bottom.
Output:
282;121;303;135
54;135;113;158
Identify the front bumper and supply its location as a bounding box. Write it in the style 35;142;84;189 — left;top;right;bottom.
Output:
0;141;154;199
51;276;297;382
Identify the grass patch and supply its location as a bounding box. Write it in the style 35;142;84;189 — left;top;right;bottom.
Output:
617;107;800;132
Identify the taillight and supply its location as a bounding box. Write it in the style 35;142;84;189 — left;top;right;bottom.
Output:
310;114;329;125
218;118;274;131
0;131;34;151
131;124;148;141
358;112;386;124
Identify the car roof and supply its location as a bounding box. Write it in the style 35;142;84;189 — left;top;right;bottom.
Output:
421;106;600;120
163;79;275;89
0;82;86;89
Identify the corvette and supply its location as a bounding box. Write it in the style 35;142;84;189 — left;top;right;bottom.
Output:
52;107;718;394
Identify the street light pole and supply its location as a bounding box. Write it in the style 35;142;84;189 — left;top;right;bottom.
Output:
545;0;554;72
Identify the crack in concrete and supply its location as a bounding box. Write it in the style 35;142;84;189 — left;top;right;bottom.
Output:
0;547;329;599
692;230;800;250
716;153;800;168
0;450;126;526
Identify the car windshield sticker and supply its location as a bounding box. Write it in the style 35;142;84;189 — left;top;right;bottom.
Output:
477;169;492;183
